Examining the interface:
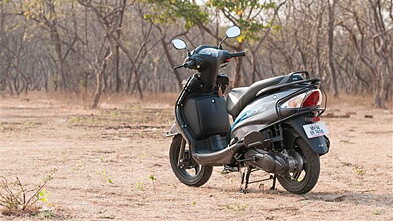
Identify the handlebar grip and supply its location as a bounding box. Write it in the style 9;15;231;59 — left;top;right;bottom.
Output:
230;51;246;58
184;60;196;68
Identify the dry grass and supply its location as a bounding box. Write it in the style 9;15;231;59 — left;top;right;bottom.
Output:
1;91;178;109
0;169;57;218
2;91;390;110
1;205;41;217
326;92;392;110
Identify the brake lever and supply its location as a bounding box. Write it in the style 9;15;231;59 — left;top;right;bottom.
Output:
174;64;184;70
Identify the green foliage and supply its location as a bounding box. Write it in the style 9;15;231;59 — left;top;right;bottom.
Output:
354;166;365;177
372;210;382;215
0;169;57;216
224;203;248;211
134;182;144;190
67;116;101;125
148;175;156;181
21;0;48;21
36;209;57;219
21;0;67;21
148;175;156;190
141;0;209;29
38;189;49;203
141;0;278;43
23;120;36;128
0;0;11;6
207;0;278;42
96;169;114;184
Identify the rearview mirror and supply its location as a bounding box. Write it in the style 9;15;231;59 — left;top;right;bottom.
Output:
172;39;187;50
226;26;241;38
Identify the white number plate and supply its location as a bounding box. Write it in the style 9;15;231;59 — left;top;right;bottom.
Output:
303;122;329;138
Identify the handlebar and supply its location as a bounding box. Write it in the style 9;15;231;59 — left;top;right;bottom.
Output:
174;49;245;70
229;51;246;58
174;59;197;70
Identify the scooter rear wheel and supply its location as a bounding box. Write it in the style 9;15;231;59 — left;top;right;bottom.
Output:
277;138;320;194
169;135;213;187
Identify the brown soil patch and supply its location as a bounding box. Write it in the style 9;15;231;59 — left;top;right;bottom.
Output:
1;95;392;220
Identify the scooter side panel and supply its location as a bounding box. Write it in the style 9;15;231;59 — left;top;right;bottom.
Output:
230;89;297;140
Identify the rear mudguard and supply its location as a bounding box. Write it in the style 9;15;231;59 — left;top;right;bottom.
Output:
283;117;329;155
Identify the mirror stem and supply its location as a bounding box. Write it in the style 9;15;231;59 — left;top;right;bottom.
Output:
218;36;227;49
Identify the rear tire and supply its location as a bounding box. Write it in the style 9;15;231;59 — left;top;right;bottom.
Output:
169;135;213;187
277;138;320;194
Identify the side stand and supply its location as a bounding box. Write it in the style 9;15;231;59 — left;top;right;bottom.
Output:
239;166;252;193
270;174;277;190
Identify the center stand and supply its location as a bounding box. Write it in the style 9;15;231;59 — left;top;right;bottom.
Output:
239;166;277;193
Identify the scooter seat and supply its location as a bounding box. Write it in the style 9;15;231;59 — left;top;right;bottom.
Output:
226;76;285;117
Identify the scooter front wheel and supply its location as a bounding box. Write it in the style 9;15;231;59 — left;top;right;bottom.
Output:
277;138;320;194
169;135;212;187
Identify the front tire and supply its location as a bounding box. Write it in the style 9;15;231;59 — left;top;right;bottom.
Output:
169;135;213;187
277;138;320;194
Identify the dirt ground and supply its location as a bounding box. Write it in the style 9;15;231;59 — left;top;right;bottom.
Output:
0;94;392;221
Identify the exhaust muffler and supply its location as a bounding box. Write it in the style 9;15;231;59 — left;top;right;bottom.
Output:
244;149;301;175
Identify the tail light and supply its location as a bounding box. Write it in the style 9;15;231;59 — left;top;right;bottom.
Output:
302;90;321;107
281;89;322;109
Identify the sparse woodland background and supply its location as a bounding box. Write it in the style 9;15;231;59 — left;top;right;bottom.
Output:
0;0;392;108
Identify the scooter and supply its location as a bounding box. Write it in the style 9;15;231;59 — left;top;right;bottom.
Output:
166;26;330;194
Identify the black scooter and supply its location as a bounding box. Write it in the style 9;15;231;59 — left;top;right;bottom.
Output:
166;26;330;194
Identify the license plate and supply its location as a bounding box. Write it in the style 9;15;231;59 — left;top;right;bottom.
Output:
303;122;329;138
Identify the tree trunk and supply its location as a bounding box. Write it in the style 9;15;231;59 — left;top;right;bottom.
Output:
251;50;257;82
114;0;126;93
46;1;67;91
91;48;111;109
131;69;144;99
328;0;339;97
233;42;244;88
161;37;182;89
233;56;243;87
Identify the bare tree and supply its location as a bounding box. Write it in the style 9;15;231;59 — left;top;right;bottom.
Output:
0;0;391;107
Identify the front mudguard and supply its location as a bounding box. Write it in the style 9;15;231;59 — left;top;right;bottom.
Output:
283;117;329;155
